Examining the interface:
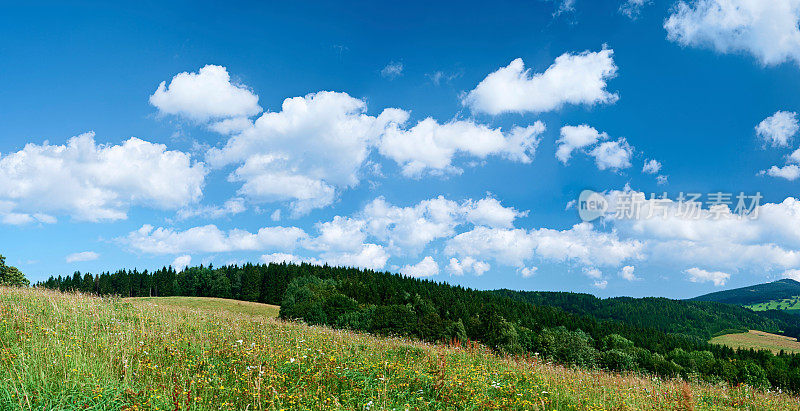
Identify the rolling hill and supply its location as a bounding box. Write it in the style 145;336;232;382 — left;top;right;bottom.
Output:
4;286;800;410
492;289;800;339
690;278;800;306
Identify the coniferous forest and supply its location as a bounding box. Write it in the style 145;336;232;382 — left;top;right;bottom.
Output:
39;262;800;392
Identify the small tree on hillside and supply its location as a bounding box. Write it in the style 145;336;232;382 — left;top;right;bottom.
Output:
0;254;30;287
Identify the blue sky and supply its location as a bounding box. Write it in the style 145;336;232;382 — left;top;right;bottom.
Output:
3;0;800;298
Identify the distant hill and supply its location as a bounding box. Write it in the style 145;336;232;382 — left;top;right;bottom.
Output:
493;289;800;340
690;279;800;306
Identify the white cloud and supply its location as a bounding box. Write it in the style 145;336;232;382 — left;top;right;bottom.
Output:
323;243;389;270
583;266;603;279
66;251;99;263
207;91;406;216
0;133;206;223
445;223;643;268
307;216;367;253
642;159;661;174
556;125;608;164
665;0;800;67
519;266;538;278
362;196;463;254
620;0;651;18
790;148;800;163
685;267;730;286
463;49;618;115
619;265;639;281
125;224;307;254
447;257;490;276
381;62;404;79
176;198;246;220
172;255;192;272
593;280;608;289
604;191;800;272
150;65;262;121
380;119;545;177
401;256;439;278
763;164;800;180
362;195;523;255
589;138;633;170
656;175;669;185
756;111;799;147
463;196;527;228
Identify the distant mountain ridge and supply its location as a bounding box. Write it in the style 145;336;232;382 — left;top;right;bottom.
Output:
690;279;800;305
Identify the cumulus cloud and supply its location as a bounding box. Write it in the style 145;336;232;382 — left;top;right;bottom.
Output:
172;255;192;272
401;256;439;278
589;138;633;170
66;251;99;263
323;243;389;270
619;265;639;281
463;49;618;115
362;195;523;254
380;119;545;177
0;133;206;223
764;164;800;180
593;280;608;289
606;191;800;272
206;91;406;215
556;125;608;164
756;111;799;148
685;267;730;286
149;65;546;215
665;0;800;67
445;223;643;268
447;257;491;276
150;65;262;121
125;224;307;254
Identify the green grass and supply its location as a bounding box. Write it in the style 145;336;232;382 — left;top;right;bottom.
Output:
710;330;800;354
125;296;280;318
746;295;800;313
2;287;800;410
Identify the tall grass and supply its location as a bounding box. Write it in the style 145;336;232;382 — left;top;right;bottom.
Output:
0;287;798;410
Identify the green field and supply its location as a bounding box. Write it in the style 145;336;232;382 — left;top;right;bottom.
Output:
2;287;800;410
746;296;800;314
710;330;800;354
125;296;280;318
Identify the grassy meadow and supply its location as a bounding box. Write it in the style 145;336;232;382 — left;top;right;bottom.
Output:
746;297;800;314
710;330;800;355
1;287;800;410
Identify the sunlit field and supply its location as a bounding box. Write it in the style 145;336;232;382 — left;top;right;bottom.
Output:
1;287;799;410
710;330;800;355
125;296;280;318
747;297;800;314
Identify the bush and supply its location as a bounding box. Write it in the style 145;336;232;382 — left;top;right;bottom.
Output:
601;349;636;371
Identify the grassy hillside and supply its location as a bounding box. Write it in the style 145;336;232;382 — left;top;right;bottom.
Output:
125;296;280;317
2;287;799;410
711;330;800;355
691;279;800;306
747;296;800;315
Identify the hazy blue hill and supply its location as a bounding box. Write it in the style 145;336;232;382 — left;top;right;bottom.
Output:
690;279;800;305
